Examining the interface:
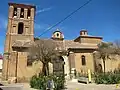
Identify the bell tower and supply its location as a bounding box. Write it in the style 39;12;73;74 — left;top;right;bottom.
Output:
4;3;36;53
3;3;36;80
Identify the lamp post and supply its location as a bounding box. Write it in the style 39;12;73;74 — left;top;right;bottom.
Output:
4;52;10;80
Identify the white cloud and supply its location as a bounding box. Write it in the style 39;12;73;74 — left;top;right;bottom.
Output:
34;23;49;30
36;8;51;14
0;15;7;29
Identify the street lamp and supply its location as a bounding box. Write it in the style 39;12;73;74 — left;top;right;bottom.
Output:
4;52;10;80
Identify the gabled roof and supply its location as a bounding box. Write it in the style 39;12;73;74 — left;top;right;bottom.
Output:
11;38;98;50
74;35;103;42
64;40;98;50
42;39;98;50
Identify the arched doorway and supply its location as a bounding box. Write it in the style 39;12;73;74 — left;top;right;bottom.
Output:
53;56;64;76
97;64;103;73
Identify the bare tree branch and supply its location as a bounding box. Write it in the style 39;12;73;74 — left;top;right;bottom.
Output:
28;39;59;75
94;42;117;73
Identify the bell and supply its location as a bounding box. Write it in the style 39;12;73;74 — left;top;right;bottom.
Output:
14;11;17;14
21;12;24;15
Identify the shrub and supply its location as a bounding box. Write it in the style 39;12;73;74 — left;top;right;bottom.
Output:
94;72;120;84
30;74;65;90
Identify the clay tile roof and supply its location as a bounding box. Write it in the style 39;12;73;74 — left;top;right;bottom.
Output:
38;39;98;50
65;40;98;50
13;38;98;50
12;40;34;47
54;40;65;50
8;2;36;9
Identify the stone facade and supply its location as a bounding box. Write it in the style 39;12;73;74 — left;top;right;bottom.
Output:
2;3;36;81
3;3;120;82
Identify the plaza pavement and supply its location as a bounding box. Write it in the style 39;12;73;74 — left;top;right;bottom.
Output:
66;81;120;90
0;81;120;90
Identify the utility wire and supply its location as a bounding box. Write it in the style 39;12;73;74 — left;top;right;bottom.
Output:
38;0;92;37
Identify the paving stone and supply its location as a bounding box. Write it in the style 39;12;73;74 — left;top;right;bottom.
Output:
0;85;23;90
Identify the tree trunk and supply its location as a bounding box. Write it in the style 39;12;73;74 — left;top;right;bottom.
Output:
42;62;49;76
103;59;106;74
42;63;47;76
46;63;49;75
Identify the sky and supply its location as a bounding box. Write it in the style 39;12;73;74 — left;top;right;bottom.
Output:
0;0;120;54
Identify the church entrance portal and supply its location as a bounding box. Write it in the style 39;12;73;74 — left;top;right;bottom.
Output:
53;56;64;76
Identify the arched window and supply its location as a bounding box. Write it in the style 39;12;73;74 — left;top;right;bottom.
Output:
13;7;17;17
20;8;24;18
27;9;31;18
98;64;103;73
18;22;24;34
81;55;86;65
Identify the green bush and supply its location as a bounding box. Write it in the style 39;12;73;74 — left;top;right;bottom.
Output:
94;72;120;84
30;75;46;90
30;74;65;90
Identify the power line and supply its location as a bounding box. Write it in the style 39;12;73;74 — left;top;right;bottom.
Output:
38;0;92;37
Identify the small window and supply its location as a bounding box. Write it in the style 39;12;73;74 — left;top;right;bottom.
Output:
13;7;17;17
27;9;31;18
12;26;16;33
84;31;86;35
57;33;59;37
18;22;24;34
81;55;86;65
25;27;29;34
20;8;24;18
27;60;32;66
27;55;32;66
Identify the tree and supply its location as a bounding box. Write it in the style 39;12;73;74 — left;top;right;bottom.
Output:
28;39;59;76
34;37;40;41
114;40;120;55
94;42;115;73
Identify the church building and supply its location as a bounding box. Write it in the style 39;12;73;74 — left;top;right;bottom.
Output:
2;3;120;82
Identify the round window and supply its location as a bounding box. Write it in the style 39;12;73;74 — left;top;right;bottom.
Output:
56;33;59;37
